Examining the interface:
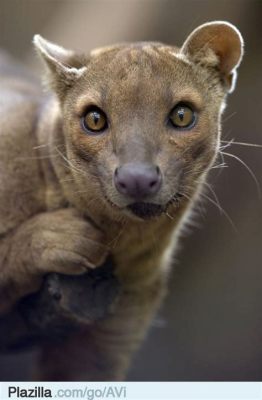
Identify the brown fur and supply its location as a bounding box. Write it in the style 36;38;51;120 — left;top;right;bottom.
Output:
0;22;243;380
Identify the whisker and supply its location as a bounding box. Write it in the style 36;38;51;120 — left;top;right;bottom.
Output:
165;211;174;220
217;150;226;176
210;163;228;170
179;189;207;220
32;140;64;151
54;146;88;177
32;144;49;150
221;150;261;198
221;140;262;149
219;139;234;151
202;181;222;212
108;221;127;248
200;192;237;233
222;111;237;123
15;154;58;161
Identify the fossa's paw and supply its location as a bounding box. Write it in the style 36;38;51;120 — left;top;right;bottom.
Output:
32;208;108;276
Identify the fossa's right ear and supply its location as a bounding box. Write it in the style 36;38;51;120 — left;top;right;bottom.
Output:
180;21;244;93
33;35;87;99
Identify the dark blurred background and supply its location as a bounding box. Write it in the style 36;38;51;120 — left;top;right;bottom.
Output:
0;0;261;381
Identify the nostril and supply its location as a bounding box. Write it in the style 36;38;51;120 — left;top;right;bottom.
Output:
149;179;158;188
114;168;128;194
156;166;160;175
119;181;126;190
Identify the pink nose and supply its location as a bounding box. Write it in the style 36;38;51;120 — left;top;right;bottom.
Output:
114;163;162;200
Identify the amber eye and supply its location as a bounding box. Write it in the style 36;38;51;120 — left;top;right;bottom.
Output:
169;103;196;129
81;107;108;134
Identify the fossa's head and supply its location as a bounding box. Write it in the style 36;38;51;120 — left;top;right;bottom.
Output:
34;21;243;221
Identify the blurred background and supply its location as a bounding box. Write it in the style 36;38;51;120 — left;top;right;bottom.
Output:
0;0;261;381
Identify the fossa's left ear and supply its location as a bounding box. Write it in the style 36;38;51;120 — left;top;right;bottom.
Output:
33;35;87;98
181;21;244;93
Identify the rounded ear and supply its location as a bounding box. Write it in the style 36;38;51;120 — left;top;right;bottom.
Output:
33;35;87;97
180;21;244;93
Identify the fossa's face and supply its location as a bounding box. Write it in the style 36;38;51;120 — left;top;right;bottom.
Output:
63;45;222;219
35;22;243;220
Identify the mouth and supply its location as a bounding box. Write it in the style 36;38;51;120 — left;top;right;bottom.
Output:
104;193;184;220
127;192;185;219
127;202;165;219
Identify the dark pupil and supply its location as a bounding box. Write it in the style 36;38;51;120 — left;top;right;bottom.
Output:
178;108;184;121
93;112;100;125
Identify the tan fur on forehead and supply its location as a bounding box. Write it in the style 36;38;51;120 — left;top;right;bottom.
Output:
86;43;192;88
90;42;185;66
90;44;121;57
91;41;163;56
